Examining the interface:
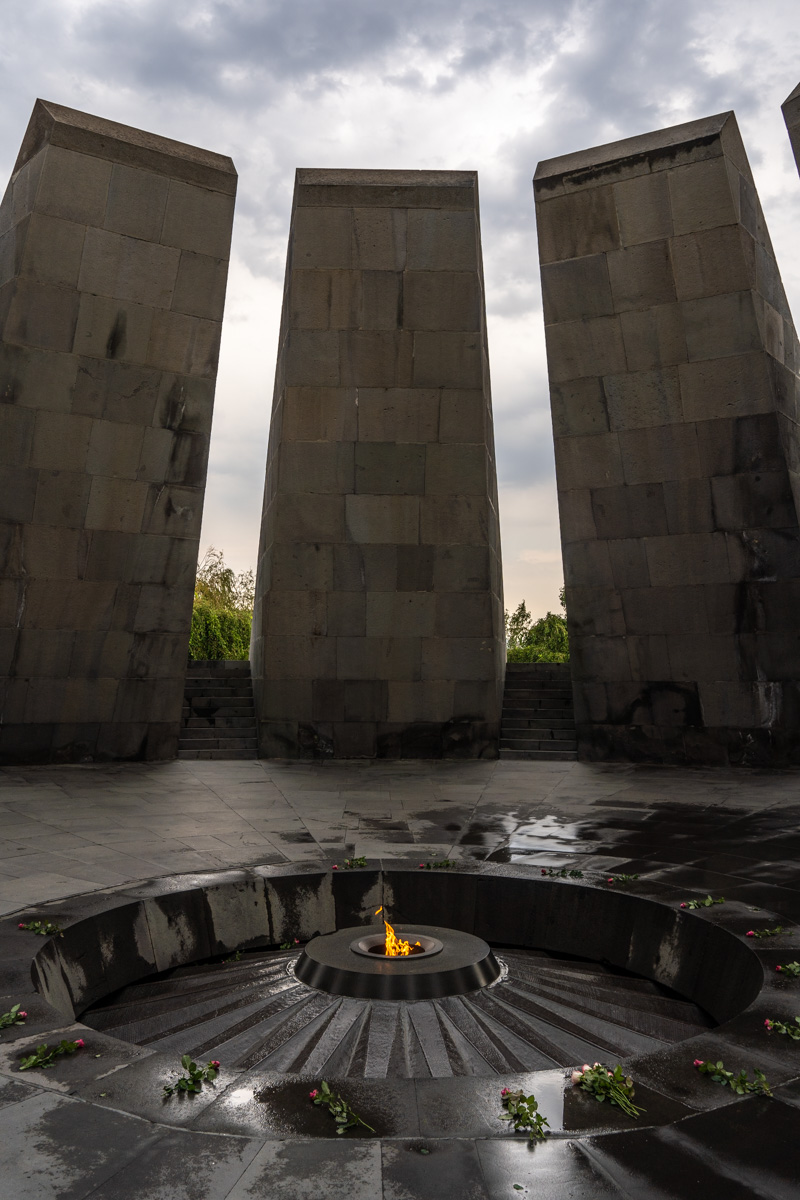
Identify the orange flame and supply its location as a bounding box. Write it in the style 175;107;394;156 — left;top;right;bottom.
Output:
383;918;421;957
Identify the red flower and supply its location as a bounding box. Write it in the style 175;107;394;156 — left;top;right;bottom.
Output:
332;865;338;870
764;1019;773;1029
309;1089;318;1099
18;923;24;929
777;965;782;972
210;1060;220;1068
75;1038;85;1048
693;1059;704;1067
680;903;686;909
746;930;755;937
500;1087;510;1095
607;878;613;884
541;869;546;876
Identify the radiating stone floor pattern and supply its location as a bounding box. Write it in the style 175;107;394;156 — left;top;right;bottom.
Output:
2;757;800;1198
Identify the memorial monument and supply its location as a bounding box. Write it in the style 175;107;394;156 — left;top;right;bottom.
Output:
0;100;236;763
534;110;800;766
251;169;504;758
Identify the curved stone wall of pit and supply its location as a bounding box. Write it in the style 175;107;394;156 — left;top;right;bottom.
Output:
23;865;763;1024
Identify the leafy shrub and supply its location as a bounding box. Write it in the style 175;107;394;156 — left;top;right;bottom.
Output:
505;587;569;663
189;547;254;661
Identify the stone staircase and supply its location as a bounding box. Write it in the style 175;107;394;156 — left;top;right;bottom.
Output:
499;662;577;761
178;660;258;760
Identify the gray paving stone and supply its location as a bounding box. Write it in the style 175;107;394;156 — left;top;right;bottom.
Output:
225;1138;382;1199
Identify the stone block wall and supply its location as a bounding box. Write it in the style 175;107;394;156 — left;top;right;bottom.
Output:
251;169;504;758
0;100;236;762
534;112;800;766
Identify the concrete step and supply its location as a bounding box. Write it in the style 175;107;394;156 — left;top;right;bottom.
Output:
182;700;255;710
178;748;259;760
183;691;253;700
182;716;258;729
502;702;573;714
504;686;572;698
502;721;577;736
179;728;257;743
499;748;578;761
178;736;259;750
500;738;577;752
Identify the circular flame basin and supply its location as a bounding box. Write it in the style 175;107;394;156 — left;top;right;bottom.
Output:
350;932;443;959
295;924;500;1000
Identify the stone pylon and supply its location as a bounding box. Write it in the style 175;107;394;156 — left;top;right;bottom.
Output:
534;112;800;766
782;81;800;173
251;169;504;758
0;100;236;763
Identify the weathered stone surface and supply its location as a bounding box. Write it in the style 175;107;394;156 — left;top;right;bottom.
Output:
252;170;504;758
535;110;800;766
0;100;236;763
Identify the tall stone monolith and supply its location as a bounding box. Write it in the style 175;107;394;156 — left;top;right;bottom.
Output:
534;112;800;766
0;100;236;762
251;169;504;758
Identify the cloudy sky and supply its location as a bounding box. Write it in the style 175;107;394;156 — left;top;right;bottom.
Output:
2;0;799;615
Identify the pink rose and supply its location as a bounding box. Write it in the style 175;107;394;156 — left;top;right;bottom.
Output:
294;938;300;944
571;1070;583;1085
419;863;425;868
582;1064;591;1072
607;878;613;884
776;965;782;971
309;1089;318;1099
764;1019;773;1029
18;923;24;929
75;1039;85;1048
18;1011;27;1018
210;1060;220;1068
501;1087;510;1095
332;865;338;870
541;869;546;876
693;1059;703;1067
746;931;755;937
680;903;686;909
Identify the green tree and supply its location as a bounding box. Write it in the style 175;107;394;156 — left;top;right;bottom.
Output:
189;547;254;661
504;587;569;663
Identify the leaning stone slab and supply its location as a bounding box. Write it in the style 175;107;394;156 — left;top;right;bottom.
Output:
534;111;800;766
0;100;236;763
251;169;504;758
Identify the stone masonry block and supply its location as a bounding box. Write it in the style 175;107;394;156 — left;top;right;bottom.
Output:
413;331;484;389
36;146;111;226
0;100;235;763
354;443;425;494
406;209;477;271
357;388;439;443
365;592;436;638
607;241;676;311
252;170;503;757
603;367;682;431
104;163;169;242
619;303;688;372
345;495;419;544
403;270;480;331
282;386;357;442
613;172;673;246
545;315;626;382
536;186;620;264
